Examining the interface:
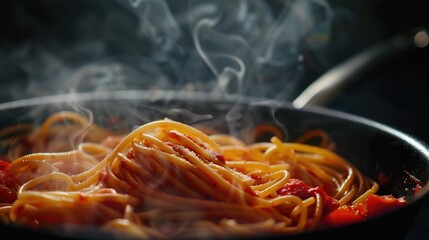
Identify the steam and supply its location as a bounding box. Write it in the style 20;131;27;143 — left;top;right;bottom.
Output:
65;58;171;93
193;15;251;97
0;0;355;156
258;0;332;65
0;0;351;143
117;0;181;55
0;0;342;103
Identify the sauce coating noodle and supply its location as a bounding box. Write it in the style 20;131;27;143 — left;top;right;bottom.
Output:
0;111;404;239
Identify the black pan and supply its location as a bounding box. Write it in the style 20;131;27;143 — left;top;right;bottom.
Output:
0;90;428;240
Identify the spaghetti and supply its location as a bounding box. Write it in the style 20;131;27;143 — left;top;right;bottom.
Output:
0;111;406;239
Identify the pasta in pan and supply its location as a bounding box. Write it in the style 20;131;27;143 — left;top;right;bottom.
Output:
0;111;406;239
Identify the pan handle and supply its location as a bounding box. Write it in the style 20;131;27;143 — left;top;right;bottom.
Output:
292;29;429;109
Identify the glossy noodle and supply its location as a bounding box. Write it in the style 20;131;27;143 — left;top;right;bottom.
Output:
0;111;405;239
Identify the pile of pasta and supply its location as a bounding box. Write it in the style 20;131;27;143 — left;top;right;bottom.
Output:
0;111;398;239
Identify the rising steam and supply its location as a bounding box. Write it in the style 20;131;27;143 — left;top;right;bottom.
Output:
0;0;345;103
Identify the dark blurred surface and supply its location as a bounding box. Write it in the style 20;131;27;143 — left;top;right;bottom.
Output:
328;39;429;240
0;0;428;239
327;3;429;238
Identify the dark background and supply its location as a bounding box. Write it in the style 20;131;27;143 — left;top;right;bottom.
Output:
0;0;428;239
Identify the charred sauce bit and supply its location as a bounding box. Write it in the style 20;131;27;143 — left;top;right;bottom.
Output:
378;170;423;194
404;170;424;193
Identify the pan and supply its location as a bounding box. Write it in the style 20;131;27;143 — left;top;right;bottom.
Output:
0;89;428;240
